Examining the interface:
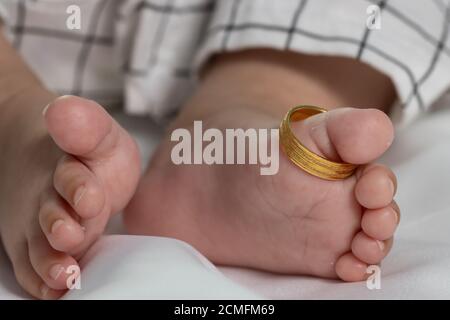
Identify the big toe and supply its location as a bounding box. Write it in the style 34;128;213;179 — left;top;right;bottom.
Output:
291;107;394;165
43;95;141;212
43;95;117;160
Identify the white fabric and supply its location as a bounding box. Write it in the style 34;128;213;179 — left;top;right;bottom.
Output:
64;235;260;300
0;234;260;299
0;0;449;123
2;104;450;300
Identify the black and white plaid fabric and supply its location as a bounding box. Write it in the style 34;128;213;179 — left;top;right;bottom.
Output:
1;0;449;124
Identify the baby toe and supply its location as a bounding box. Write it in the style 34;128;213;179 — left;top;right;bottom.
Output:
53;155;106;219
335;252;369;282
27;230;80;291
351;231;393;265
361;201;400;240
10;244;64;299
39;193;85;252
355;164;396;209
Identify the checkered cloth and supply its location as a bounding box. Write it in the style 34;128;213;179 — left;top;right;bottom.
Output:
0;0;449;124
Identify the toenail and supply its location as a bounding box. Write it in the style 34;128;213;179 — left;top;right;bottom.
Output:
74;186;86;206
388;179;395;196
51;219;65;234
376;240;385;252
394;210;400;225
40;283;49;297
386;135;394;148
42;104;50;116
49;264;65;280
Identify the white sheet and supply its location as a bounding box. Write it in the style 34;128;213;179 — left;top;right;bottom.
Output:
1;107;450;299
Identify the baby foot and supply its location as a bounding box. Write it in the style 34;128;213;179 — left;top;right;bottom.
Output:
0;96;140;299
125;107;398;281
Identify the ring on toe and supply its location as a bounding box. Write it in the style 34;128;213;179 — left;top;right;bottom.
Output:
279;105;358;180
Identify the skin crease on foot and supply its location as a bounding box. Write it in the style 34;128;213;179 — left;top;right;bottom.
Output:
124;49;400;281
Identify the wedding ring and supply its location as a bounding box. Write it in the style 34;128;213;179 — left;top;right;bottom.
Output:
279;105;358;180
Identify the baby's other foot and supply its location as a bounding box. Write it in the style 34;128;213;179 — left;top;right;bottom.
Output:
0;96;140;299
126;107;398;281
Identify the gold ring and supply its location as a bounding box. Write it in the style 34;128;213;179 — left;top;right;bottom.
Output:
279;105;358;180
